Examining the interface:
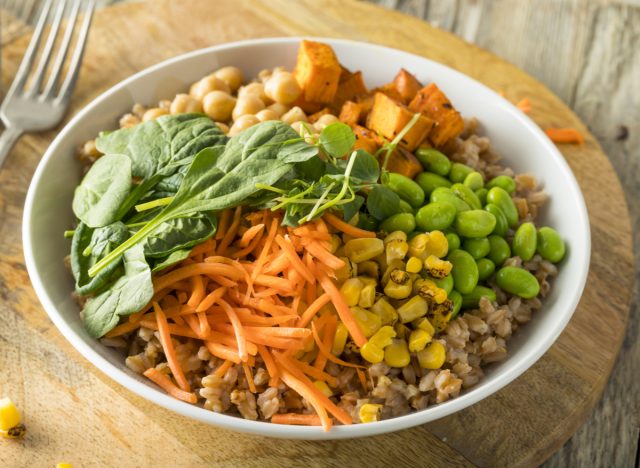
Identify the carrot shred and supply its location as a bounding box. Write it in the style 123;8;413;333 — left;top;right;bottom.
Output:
217;206;243;255
323;212;376;238
516;97;532;113
313;315;337;372
239;223;265;248
271;413;322;426
206;341;242;363
214;359;234;377
304;241;346;270
252;217;280;281
356;368;368;391
275;235;315;283
298;293;331;328
545;127;585;145
154;263;243;291
257;345;280;387
243;362;257;393
196;286;227;313
215;209;233;240
311;323;365;370
187;275;206;309
105;320;141;338
153;302;190;392
143;368;197;403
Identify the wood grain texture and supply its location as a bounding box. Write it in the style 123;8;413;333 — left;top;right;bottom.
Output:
0;0;635;466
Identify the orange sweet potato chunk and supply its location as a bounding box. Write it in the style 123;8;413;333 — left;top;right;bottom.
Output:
409;83;464;147
333;71;368;110
381;149;423;179
294;40;342;104
338;101;362;126
393;69;422;104
353;125;381;154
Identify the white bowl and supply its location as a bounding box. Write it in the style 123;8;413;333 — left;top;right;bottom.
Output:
23;37;590;439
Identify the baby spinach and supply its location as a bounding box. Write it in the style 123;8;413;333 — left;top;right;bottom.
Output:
151;249;191;273
72;154;132;228
144;212;217;258
366;184;402;221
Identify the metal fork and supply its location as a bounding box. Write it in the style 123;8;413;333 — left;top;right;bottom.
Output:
0;0;95;168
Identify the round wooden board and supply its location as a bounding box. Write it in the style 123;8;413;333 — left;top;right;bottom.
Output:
0;1;634;466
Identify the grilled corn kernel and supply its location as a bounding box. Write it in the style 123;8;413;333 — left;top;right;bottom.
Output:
335;257;355;282
360;341;384;363
424;231;449;258
424;255;453;279
382;260;405;285
408;233;429;259
429;299;454;332
340;278;364;306
313;380;333;397
406;256;423;273
418;280;448;304
358;261;379;279
386;240;409;264
352;307;382;338
417;341;446;369
332;322;349;355
358;284;376;308
370;298;398;325
344;238;385;263
384;231;407;245
329;234;342;254
384;280;412;299
2;424;26;438
389;269;410;285
359;403;383;423
408;329;432;352
397;295;428;322
0;398;21;432
412;317;436;335
384;339;411;368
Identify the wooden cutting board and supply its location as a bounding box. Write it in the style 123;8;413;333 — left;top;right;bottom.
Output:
0;0;634;466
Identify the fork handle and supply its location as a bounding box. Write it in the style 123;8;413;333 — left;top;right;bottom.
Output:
0;126;24;169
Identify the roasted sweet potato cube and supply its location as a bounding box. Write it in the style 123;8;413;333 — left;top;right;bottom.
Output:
373;82;404;102
366;92;434;151
393;69;422;104
332;71;368;110
294;40;342;104
353;125;381;154
338;101;362;126
355;95;374;124
308;108;331;123
409;83;464;146
379;148;423;179
290;95;325;115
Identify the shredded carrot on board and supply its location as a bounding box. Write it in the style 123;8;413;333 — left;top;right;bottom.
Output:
545;127;585;144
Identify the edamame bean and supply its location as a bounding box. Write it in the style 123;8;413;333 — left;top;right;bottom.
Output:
454;210;497;238
452;183;482;210
476;258;496;281
385;173;425;208
464;171;484;190
431;187;471;213
449;290;463;319
475;188;488;206
431;274;454;295
445;232;461;251
484;203;509;237
488;235;511;266
380;212;416;233
496;266;540;298
448;249;479;294
416;147;451;176
487;175;516;194
461;286;497;309
512;222;537;261
416;172;452;196
463;237;490;259
357;213;378;231
537;227;566;263
398;199;414;214
415;202;456;232
486;187;518;226
449;163;475;183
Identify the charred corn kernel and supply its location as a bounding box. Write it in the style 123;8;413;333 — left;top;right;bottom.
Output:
408;329;432;352
2;423;26;438
384;339;411;368
335;256;355;282
358;284;376;308
384;231;407;245
344;238;385;263
406;256;423;273
358;261;379;279
424;231;449;258
340;278;364;306
359;403;383;423
386;240;409;264
429;299;454;331
418;280;448;304
384;280;412;299
389;268;410;285
329;234;342;254
417;341;446;369
352;307;382;337
371;298;397;325
424;255;453;279
397;295;428;322
0;398;21;432
412;317;436;335
56;463;73;468
313;380;333;397
409;233;429;259
413;278;425;295
382;260;405;285
332;322;349;355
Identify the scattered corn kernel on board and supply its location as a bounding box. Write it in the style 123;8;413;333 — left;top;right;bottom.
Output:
0;0;633;466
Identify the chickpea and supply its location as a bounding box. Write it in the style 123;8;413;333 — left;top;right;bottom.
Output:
255;109;279;122
213;66;244;93
215;122;230;134
258;66;287;83
237;82;268;103
267;102;290;117
232;95;265;121
281;106;307;125
229;115;260;136
142;107;169;121
170;94;203;114
203;90;236;122
290;121;317;143
264;71;302;105
314;113;339;130
158;99;171;110
119;113;140;128
132;103;146;118
189;75;230;101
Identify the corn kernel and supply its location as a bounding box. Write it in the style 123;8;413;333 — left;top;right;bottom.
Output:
408;233;429;259
406;256;423;273
382;259;405;285
351;307;382;337
429;299;454;332
370;298;397;325
424;255;453;279
303;334;316;352
417;341;446;369
369;325;396;349
412;317;436;335
358;261;379;279
332;322;349;355
357;275;377;287
418;279;448;304
408;329;432;352
384;231;407;245
335;256;355;282
424;231;449;258
386;240;409;264
358;284;376;308
360;342;384;363
329;234;342;254
342;233;356;244
56;463;73;468
359;403;383;423
384;339;411;368
313;380;333;397
340;278;364;306
0;398;21;432
389;269;410;285
397;296;428;323
344;238;385;263
384;280;412;299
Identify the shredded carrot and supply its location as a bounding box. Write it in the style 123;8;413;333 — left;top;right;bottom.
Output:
143;368;197;403
239;223;265;248
311;323;365;370
516;97;532;113
298;293;331;328
545;127;584;144
218;299;247;361
214;359;234;377
313;315;337;372
323;212;376;238
251;217;280;282
154;263;243;291
195;286;227;313
189;238;216;258
187;276;206;309
275;235;315;283
153;302;190;392
217;206;243;255
271;413;322;426
105;320;141;338
206;341;242;363
356;368;368;391
295;360;337;387
243;362;257;393
257;345;280;387
215;209;233;240
304;241;346;270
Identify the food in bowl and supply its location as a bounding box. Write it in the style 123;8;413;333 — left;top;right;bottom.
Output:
65;40;566;431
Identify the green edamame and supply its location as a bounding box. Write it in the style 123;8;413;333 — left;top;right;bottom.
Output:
380;212;416;233
461;285;497;309
430;187;471;213
398;199;414;214
486;187;518;226
449;290;463;319
445;232;461;251
431;274;454;295
462;237;490;259
512;222;537;261
448;249;479;294
416;172;452;196
449;163;474;183
463;171;484;191
415;201;456;232
476;258;496;281
537;227;566;263
484;203;508;237
452;183;482;210
496;266;540;298
488;235;511;266
385;173;425;208
415;148;451;176
454;210;497;238
487;175;516;194
475;188;488;206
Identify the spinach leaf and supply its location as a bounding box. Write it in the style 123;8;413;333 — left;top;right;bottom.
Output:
325;149;379;184
366;184;402;221
82;244;153;338
318;122;355;159
72;154;132;228
340;194;365;222
151;249;191;273
144;212;217;258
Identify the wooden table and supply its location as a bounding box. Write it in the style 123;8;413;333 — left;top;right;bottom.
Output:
0;0;637;466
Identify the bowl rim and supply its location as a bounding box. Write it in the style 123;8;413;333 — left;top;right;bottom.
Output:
22;36;591;440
